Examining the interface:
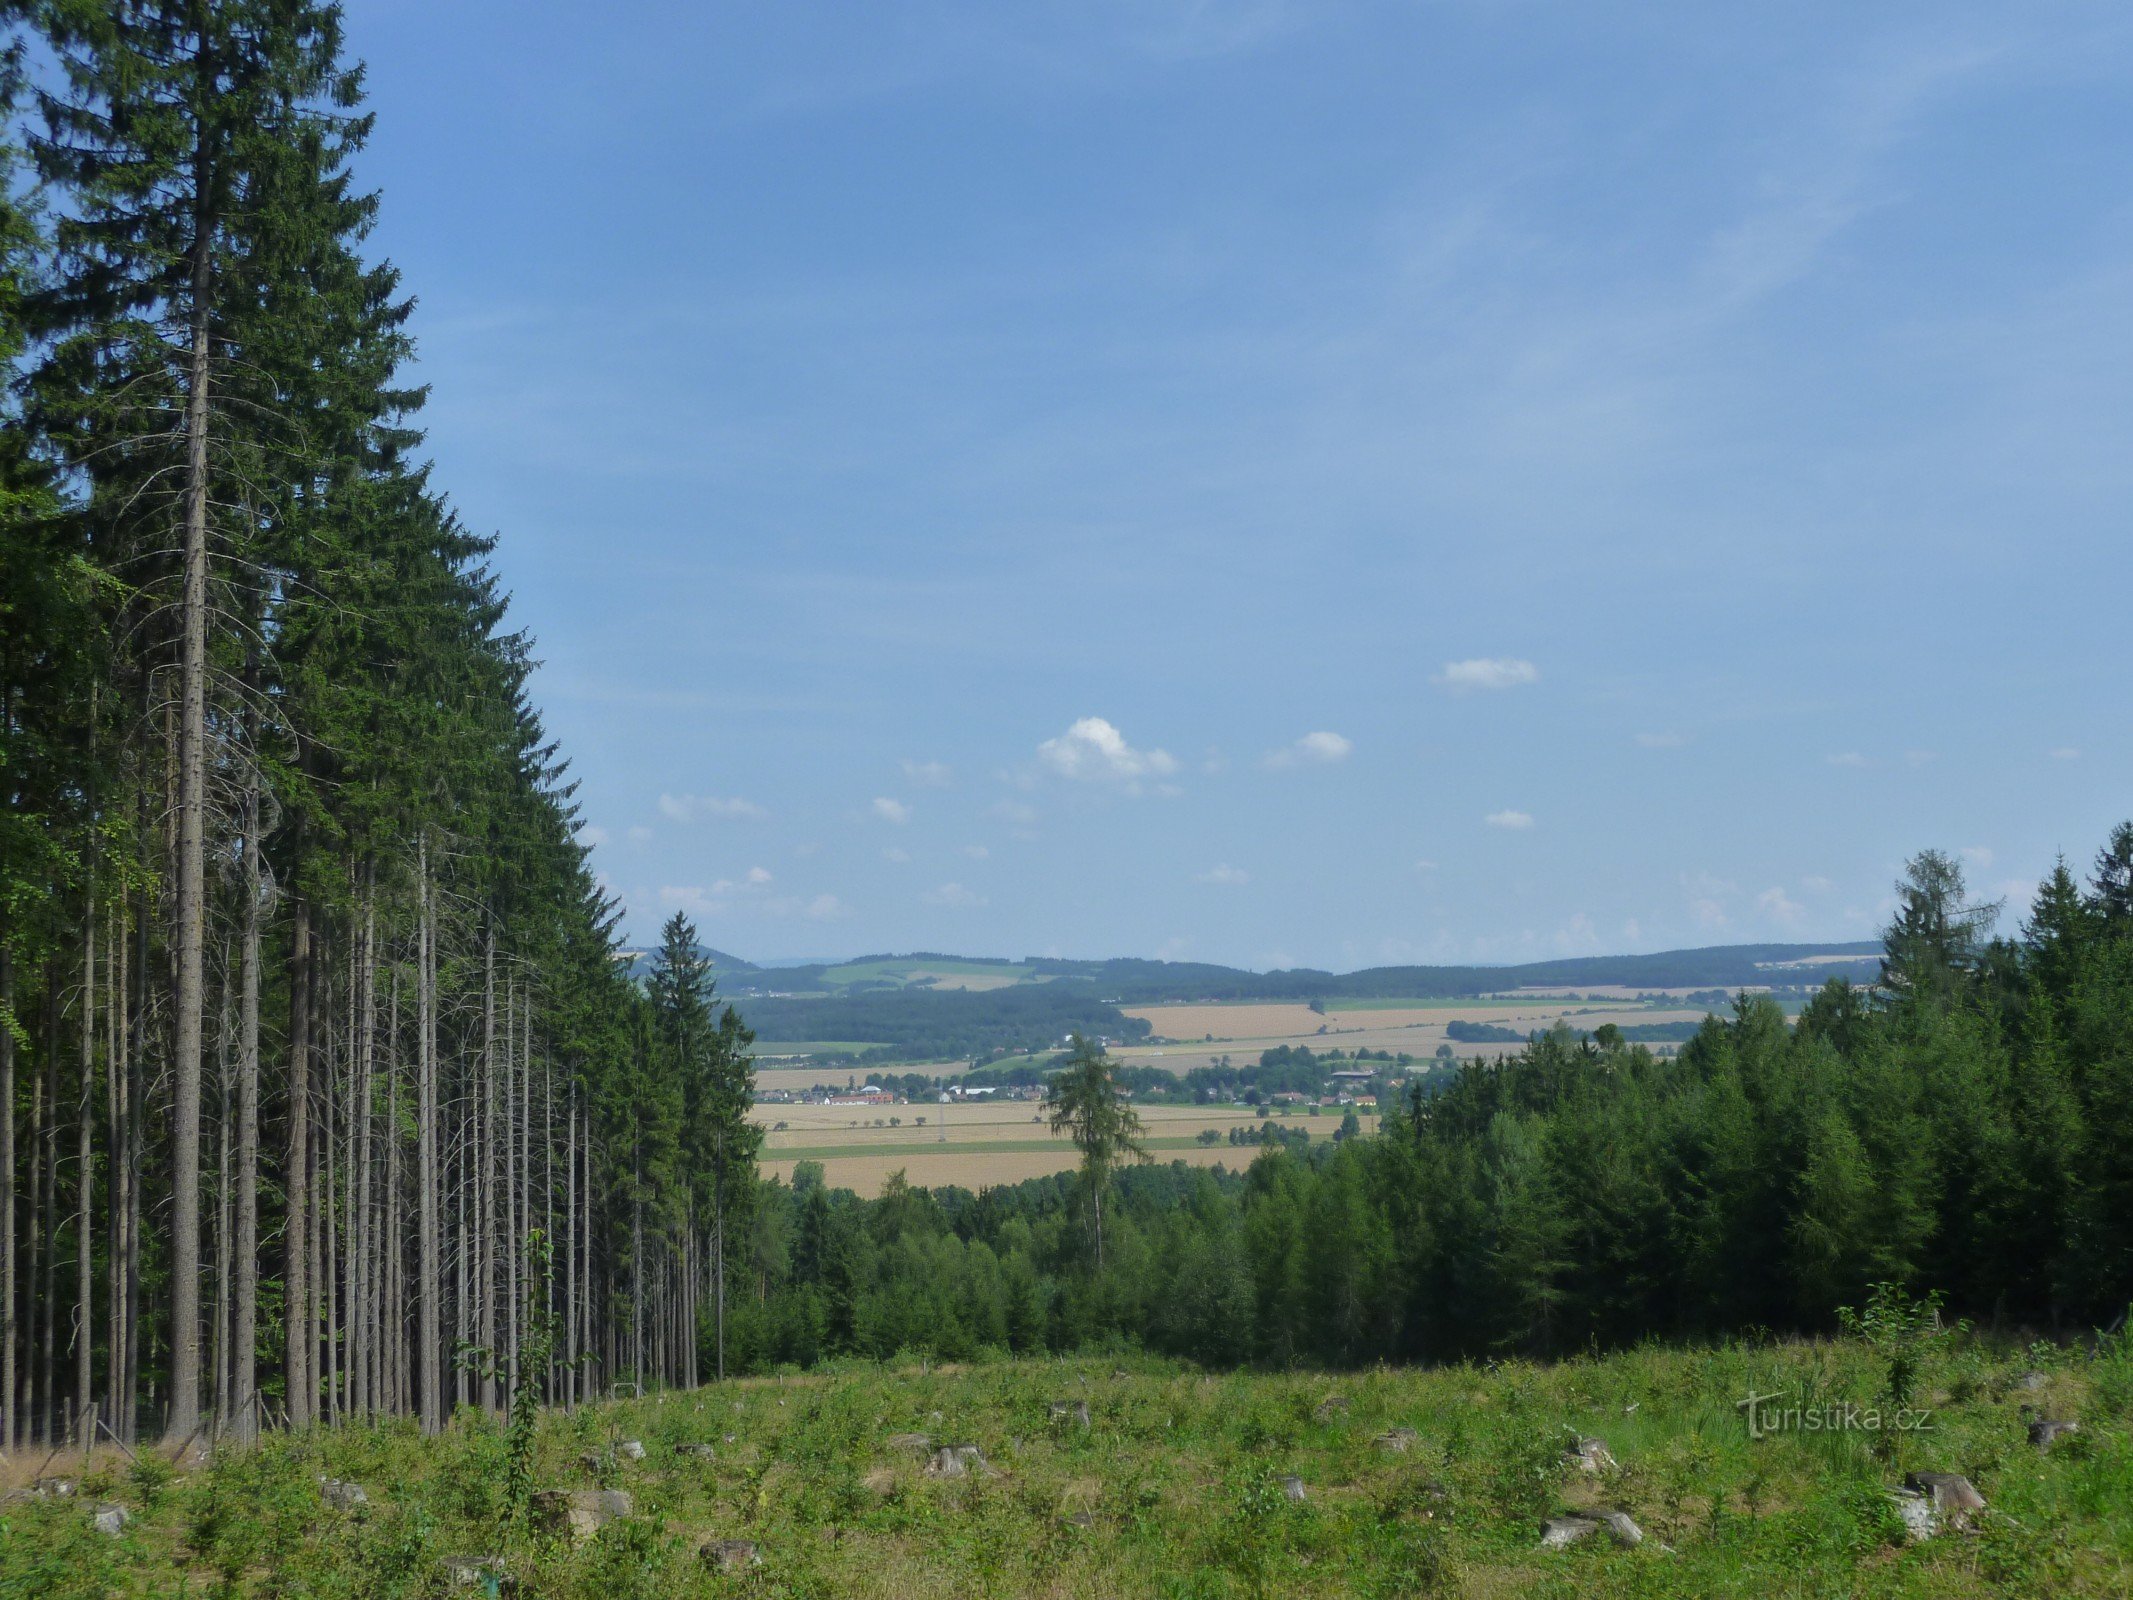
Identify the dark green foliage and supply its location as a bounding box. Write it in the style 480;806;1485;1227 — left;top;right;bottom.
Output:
708;836;2133;1375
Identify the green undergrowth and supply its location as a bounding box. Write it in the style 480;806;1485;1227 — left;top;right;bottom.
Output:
4;1329;2130;1599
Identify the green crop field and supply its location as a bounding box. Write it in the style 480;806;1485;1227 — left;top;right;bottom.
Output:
8;1333;2126;1598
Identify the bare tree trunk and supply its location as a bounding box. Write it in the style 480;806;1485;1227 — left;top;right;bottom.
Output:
541;1049;552;1403
39;973;59;1442
478;927;495;1410
352;890;374;1418
323;973;339;1427
564;1089;577;1407
22;986;41;1448
164;131;216;1445
233;758;261;1441
213;951;230;1431
386;963;403;1417
286;888;312;1430
123;838;147;1442
416;837;441;1434
75;880;96;1446
105;903;125;1428
1;947;14;1451
505;972;520;1411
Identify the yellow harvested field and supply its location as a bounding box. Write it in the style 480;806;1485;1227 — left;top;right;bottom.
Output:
1124;1002;1329;1040
906;970;1023;991
752;1100;1379;1195
1110;1004;1716;1075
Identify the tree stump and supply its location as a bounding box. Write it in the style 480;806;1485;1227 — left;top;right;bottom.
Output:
532;1488;634;1543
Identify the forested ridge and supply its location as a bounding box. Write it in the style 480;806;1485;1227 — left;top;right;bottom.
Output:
710;839;2133;1373
0;2;751;1450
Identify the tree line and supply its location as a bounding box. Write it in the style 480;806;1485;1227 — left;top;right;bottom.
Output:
0;3;748;1450
705;837;2133;1373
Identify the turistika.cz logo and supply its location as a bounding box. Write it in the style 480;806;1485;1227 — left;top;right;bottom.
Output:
1735;1389;1935;1440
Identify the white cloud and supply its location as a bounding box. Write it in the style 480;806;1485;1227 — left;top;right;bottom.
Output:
990;799;1039;826
1757;886;1805;925
1961;846;1995;869
703;865;776;895
1824;752;1870;769
962;844;990;860
871;796;912;824
2051;747;2081;761
577;825;610;848
1264;730;1353;769
1904;749;1937;768
900;758;952;787
1692;898;1729;929
1197;863;1250;885
1036;717;1177;785
1434;658;1538;692
1802;874;1836;894
1635;731;1686;749
1556;913;1601;953
802;894;849;920
1414;859;1439;872
658;793;768;822
1484;809;1534;830
882;847;911;863
627;825;654;843
923;882;986;908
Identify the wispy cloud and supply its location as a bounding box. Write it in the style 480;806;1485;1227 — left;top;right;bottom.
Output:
871;796;912;824
1824;752;1870;769
1484;809;1534;830
2051;747;2081;760
900;758;953;787
923;882;986;908
1263;730;1353;768
1435;658;1539;692
658;793;768;822
1197;863;1250;885
1757;886;1805;925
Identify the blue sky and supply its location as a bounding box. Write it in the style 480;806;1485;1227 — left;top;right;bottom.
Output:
343;1;2132;967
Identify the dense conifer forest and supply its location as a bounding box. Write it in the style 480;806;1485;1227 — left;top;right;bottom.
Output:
711;836;2133;1372
0;1;754;1449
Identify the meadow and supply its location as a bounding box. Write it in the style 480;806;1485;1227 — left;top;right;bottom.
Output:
7;1330;2125;1598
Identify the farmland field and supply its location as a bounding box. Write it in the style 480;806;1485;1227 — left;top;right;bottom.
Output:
754;1100;1375;1195
13;1337;2126;1598
1108;998;1717;1075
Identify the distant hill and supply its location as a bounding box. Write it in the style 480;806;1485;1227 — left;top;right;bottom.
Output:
613;944;759;983
704;941;1880;1001
683;940;1884;1063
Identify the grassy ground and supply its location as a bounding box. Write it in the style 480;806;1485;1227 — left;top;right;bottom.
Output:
5;1331;2128;1598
